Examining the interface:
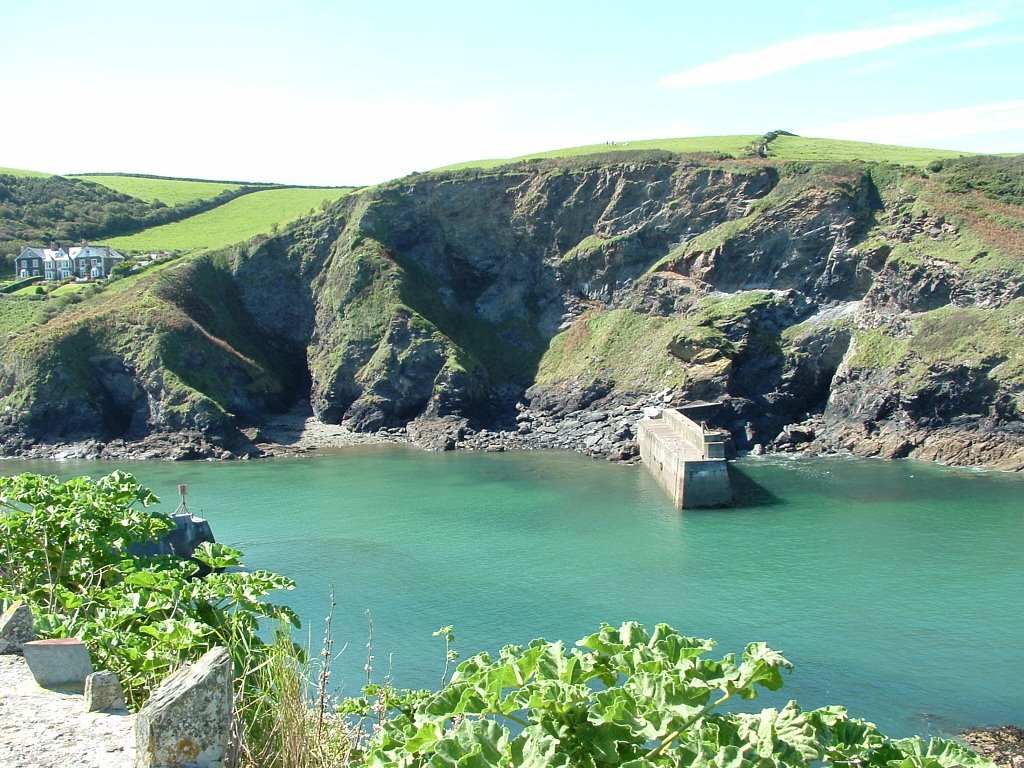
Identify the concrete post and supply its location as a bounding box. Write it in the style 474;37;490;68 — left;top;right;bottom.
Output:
22;637;94;688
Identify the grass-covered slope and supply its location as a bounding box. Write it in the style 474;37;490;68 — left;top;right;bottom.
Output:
0;256;305;446
1;167;354;268
104;187;352;253
69;174;245;205
436;132;977;172
0;166;54;178
0;173;165;253
436;135;762;171
0;295;48;337
766;134;973;165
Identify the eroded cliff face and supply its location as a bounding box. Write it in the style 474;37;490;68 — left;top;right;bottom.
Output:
2;152;1022;468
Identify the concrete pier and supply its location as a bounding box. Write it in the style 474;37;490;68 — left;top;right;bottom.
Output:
638;408;731;509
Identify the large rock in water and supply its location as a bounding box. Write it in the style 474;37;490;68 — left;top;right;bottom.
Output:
135;646;232;768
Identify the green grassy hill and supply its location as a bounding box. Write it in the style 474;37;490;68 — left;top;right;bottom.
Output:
436;132;979;172
436;135;762;171
105;187;352;253
1;165;355;260
69;175;246;205
766;135;974;165
0;166;55;178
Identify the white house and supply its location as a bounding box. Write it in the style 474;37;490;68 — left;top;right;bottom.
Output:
15;247;67;279
15;244;126;280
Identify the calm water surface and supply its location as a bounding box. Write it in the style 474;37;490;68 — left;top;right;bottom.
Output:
3;448;1021;737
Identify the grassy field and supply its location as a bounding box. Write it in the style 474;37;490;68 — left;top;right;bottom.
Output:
70;175;246;205
46;282;90;296
0;166;54;177
106;187;352;253
767;135;973;165
437;134;977;172
436;135;761;171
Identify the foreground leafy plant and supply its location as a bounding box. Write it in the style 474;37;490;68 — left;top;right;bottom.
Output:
339;622;991;768
0;471;297;710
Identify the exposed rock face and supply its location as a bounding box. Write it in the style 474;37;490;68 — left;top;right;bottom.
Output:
1;152;1021;468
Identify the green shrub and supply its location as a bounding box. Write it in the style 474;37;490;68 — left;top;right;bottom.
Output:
0;471;298;711
333;621;993;768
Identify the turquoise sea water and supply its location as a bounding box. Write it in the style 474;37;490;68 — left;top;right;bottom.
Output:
2;448;1021;738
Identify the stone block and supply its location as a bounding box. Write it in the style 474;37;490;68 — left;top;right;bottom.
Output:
0;600;36;654
135;646;233;768
22;637;94;687
85;669;126;712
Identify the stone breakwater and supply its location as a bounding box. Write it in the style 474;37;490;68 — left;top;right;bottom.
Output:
0;654;134;768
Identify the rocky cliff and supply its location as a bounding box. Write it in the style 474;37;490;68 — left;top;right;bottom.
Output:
2;151;1022;468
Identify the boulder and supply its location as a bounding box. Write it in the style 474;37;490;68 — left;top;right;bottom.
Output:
135;646;232;768
85;669;126;712
0;600;35;654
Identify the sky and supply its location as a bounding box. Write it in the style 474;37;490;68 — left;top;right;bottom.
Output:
2;0;1022;186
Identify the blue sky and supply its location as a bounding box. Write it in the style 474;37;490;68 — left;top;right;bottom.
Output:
3;0;1021;185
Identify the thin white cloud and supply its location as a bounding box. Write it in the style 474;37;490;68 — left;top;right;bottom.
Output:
660;13;993;88
804;99;1024;147
942;31;1024;50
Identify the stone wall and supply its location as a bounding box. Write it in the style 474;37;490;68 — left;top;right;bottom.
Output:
661;409;728;459
638;419;687;508
638;411;732;509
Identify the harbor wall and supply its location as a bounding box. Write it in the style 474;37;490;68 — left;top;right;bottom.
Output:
638;411;732;509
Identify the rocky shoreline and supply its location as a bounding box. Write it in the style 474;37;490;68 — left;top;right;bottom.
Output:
2;390;1022;472
962;726;1024;768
